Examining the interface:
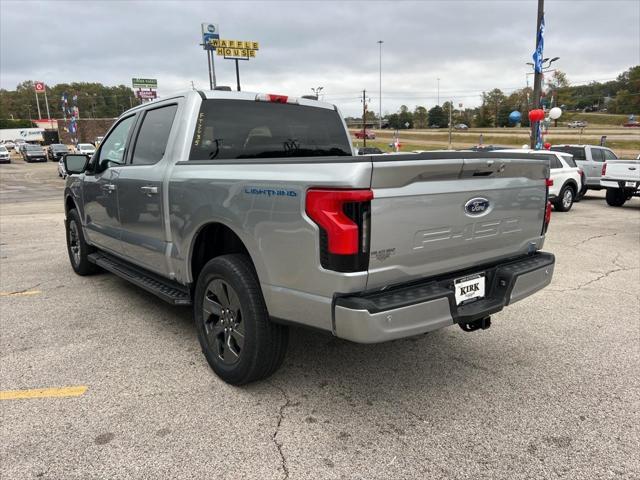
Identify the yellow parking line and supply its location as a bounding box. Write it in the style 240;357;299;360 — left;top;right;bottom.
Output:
0;385;88;401
0;290;41;297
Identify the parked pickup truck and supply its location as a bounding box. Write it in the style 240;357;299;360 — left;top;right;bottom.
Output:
550;144;619;195
62;90;555;385
600;160;640;206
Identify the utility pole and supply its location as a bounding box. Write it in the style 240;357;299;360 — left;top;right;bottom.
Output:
378;40;383;129
362;89;368;147
448;100;453;149
531;0;544;148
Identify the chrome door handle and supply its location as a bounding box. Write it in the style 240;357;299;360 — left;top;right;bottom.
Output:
102;183;116;193
140;186;158;195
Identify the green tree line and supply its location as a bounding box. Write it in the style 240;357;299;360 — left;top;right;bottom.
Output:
0;80;142;120
348;66;638;129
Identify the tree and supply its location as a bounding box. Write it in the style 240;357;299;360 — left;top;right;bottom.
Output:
482;89;507;127
427;105;446;128
413;106;428;128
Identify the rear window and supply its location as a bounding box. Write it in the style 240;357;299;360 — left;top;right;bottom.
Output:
190;99;351;160
562;156;577;168
550;146;586;160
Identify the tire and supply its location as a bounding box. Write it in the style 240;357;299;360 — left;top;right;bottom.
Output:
575;182;588;202
65;208;98;275
554;184;575;212
605;187;627;207
194;254;288;385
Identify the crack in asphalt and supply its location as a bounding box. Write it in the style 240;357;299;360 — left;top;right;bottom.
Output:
569;233;618;248
550;264;638;292
269;383;291;480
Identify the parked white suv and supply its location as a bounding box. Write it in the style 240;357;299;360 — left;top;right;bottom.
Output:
502;149;582;212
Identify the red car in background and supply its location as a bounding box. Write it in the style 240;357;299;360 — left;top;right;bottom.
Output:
355;129;376;139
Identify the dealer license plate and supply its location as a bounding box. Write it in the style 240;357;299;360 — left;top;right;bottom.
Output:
454;273;485;305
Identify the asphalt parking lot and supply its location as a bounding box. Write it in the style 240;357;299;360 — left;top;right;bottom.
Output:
1;160;638;480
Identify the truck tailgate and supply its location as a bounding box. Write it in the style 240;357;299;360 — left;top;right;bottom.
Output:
605;160;640;182
366;152;549;290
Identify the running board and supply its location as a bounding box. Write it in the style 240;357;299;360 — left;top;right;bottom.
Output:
88;252;192;306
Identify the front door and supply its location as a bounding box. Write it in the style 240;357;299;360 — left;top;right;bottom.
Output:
117;103;179;275
82;115;137;254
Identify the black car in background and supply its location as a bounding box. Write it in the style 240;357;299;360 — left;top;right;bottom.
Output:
21;144;47;162
47;143;69;161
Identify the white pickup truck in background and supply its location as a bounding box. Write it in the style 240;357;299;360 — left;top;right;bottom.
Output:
601;160;640;206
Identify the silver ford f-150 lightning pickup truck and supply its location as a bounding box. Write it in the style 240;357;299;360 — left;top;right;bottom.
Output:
63;90;555;384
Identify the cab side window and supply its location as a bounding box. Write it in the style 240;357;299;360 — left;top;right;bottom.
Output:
591;148;605;162
97;115;136;167
603;149;618;161
131;104;178;166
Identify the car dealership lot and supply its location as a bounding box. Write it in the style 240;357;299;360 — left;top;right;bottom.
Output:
1;162;638;479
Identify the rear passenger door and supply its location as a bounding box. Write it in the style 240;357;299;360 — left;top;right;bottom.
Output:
116;102;179;275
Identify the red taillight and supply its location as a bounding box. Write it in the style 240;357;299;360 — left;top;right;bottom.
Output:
267;94;288;103
543;200;552;233
602;163;607;176
546;178;554;187
306;189;373;255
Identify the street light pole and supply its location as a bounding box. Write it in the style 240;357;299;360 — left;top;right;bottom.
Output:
378;40;383;129
531;0;544;148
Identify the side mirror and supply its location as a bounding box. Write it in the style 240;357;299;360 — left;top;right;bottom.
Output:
64;154;89;175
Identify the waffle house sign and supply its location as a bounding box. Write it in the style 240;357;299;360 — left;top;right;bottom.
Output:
210;39;259;59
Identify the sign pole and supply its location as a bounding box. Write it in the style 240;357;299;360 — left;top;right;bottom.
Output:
210;50;217;88
35;91;42;120
235;59;241;91
43;85;51;124
206;49;213;90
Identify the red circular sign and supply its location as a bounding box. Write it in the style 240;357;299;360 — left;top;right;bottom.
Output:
34;82;45;92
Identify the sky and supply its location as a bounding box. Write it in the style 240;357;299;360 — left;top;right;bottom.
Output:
1;0;639;116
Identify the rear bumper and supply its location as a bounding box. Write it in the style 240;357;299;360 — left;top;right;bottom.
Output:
601;179;639;189
334;252;555;343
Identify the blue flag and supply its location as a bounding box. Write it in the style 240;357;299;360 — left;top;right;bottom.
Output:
532;15;545;73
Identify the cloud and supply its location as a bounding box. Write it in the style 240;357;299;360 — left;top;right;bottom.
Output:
1;0;638;116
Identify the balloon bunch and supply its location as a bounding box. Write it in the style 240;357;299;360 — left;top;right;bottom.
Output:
528;107;562;150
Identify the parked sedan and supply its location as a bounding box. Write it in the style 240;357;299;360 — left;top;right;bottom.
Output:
0;145;10;164
21;144;47;162
454;123;469;130
2;140;16;150
76;143;96;156
354;129;376;140
48;143;69;161
567;120;587;128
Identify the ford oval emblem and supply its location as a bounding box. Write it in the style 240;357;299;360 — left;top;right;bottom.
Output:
464;197;491;216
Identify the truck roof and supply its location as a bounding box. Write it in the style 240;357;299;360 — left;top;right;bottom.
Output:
125;89;337;114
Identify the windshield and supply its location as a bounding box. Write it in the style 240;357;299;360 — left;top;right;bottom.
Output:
78;144;94;150
0;146;7;152
52;144;68;150
189;99;351;160
25;144;42;150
